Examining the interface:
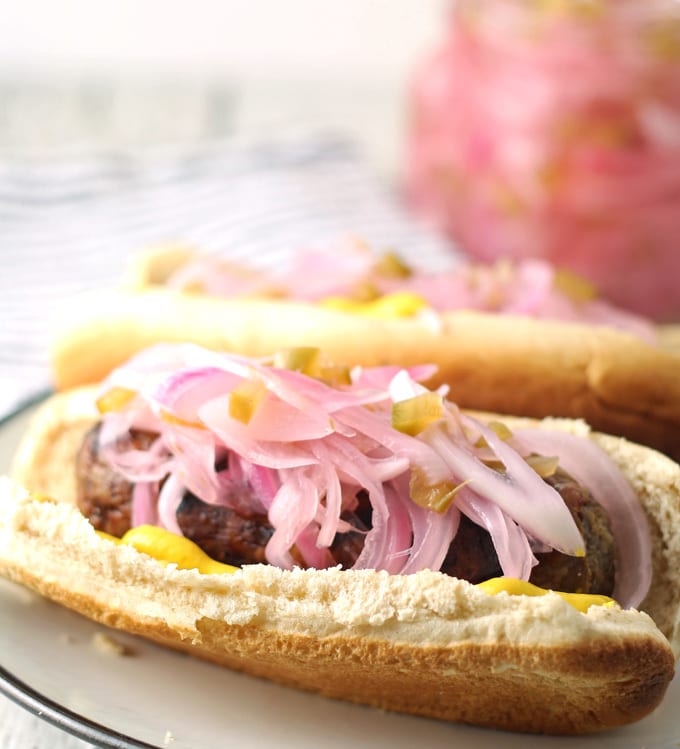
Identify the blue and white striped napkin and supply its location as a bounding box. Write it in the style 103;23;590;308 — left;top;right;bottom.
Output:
0;134;458;419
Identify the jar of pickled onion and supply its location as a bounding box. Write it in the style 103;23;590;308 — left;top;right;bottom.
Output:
406;0;680;321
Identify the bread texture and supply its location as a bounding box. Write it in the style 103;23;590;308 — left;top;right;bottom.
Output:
4;388;680;733
50;288;680;463
0;479;675;735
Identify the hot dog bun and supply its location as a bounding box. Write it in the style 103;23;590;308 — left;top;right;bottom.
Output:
659;323;680;353
3;387;680;734
121;243;680;353
50;287;680;461
1;477;675;736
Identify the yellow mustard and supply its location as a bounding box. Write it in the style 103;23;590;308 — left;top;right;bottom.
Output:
97;525;238;575
95;528;613;610
320;291;428;319
31;493;56;503
476;577;615;612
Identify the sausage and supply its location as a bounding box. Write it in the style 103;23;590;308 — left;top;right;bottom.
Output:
176;492;273;566
76;424;367;568
75;425;616;594
176;493;368;568
75;425;154;537
439;469;616;595
531;469;616;595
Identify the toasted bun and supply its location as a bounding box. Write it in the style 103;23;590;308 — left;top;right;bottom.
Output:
50;288;680;462
4;389;680;733
659;323;680;354
122;243;199;287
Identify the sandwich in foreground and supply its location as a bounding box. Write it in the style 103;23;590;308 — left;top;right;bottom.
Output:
50;243;680;461
2;343;680;734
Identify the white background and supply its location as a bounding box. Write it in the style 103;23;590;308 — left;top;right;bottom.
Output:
0;0;451;173
0;1;447;78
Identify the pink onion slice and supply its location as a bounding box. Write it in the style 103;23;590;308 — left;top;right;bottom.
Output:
237;459;281;512
97;343;653;594
426;417;585;556
317;439;396;571
228;392;335;443
98;404;175;483
156;473;185;536
337;403;451;486
456;486;536;580
267;471;320;569
512;428;652;609
292;523;336;570
131;481;159;528
167;245;658;341
100;434;174;484
352;363;438;391
151;366;242;422
394;472;461;575
312;453;345;548
199;400;320;470
160;422;226;505
380;481;423;574
275;241;376;301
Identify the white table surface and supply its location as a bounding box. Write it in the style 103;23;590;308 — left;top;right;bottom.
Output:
0;706;95;749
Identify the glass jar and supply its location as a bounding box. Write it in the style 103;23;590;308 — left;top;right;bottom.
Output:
406;0;680;321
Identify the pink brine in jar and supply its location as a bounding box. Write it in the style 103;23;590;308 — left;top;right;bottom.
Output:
406;0;680;320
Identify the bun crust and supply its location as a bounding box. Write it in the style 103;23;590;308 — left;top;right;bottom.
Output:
0;480;674;735
50;288;680;461
660;324;680;353
4;389;680;733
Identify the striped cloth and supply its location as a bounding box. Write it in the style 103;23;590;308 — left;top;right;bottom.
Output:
0;134;458;419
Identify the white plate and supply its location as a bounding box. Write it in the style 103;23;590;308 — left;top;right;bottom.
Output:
0;399;679;749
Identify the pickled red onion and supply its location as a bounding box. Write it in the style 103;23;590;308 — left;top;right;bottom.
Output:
395;472;461;575
99;410;174;484
131;481;159;528
237;460;280;512
268;471;320;569
314;458;344;548
164;246;657;341
426;417;584;556
156;473;185;537
511;429;652;609
96;343;651;604
456;487;536;581
406;0;680;320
